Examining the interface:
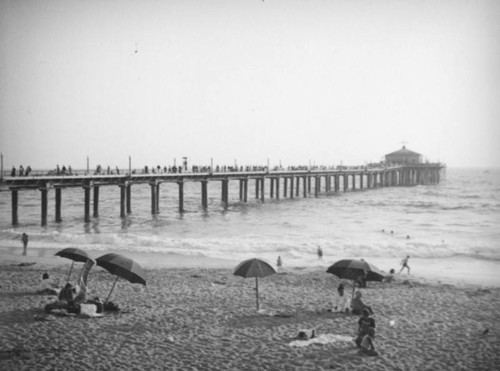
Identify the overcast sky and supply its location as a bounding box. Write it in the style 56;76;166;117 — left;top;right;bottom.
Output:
1;0;499;170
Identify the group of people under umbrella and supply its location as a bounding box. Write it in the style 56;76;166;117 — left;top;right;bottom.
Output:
42;248;147;316
234;257;385;356
234;257;385;310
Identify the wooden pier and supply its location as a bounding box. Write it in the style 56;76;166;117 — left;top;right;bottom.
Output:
0;164;444;226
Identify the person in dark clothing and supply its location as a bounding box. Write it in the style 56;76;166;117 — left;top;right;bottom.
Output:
317;245;323;260
359;327;378;356
21;233;28;255
355;308;375;348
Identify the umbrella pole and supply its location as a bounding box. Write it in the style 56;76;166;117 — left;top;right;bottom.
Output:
105;276;120;304
352;279;356;301
66;261;74;285
255;277;259;311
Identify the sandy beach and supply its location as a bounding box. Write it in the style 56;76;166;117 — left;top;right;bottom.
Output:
1;250;499;371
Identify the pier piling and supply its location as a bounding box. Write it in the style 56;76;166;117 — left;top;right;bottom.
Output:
156;183;160;213
120;184;126;218
11;189;18;225
260;177;265;203
222;179;229;207
126;184;132;214
243;178;248;202
201;180;208;209
84;186;91;223
275;177;280;200
55;187;62;222
178;181;184;212
93;186;99;218
150;183;157;214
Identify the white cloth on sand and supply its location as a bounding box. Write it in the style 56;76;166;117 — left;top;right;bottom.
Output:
289;334;353;347
79;304;104;318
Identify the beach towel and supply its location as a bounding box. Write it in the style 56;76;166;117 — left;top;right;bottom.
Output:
289;334;353;347
79;304;104;318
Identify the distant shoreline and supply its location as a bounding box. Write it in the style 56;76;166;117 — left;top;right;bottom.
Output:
1;245;499;289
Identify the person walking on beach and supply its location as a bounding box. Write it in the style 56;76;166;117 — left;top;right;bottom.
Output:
277;256;282;273
399;255;410;274
21;233;29;256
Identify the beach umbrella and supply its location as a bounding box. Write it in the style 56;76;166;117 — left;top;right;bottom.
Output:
96;253;146;303
55;247;96;284
233;258;277;310
326;259;385;299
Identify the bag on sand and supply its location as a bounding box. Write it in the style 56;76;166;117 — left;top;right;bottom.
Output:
80;304;97;317
104;301;120;312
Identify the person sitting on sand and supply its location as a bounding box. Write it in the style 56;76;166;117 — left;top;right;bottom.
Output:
37;273;60;295
351;291;373;315
58;283;79;301
331;283;351;313
384;268;395;283
355;308;376;348
358;327;378;356
56;282;86;313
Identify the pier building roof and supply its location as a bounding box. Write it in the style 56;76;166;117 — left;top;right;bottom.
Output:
385;146;422;165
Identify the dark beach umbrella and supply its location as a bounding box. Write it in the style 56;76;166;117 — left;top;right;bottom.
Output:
96;253;146;303
326;259;385;299
55;247;95;284
233;258;277;310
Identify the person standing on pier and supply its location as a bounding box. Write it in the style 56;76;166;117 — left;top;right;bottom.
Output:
398;255;410;274
21;233;29;256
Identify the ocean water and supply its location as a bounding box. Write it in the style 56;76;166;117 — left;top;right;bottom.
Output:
0;168;499;276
